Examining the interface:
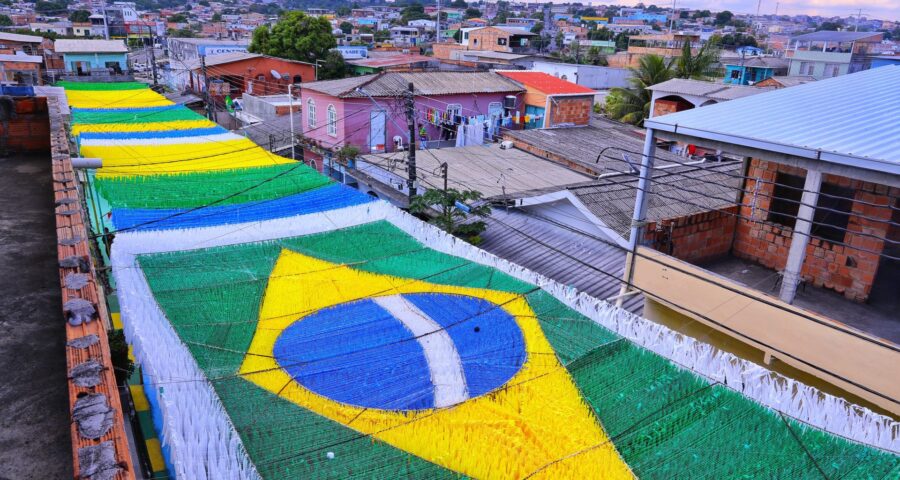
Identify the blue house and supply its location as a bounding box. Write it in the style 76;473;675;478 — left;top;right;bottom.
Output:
54;39;128;75
723;56;789;85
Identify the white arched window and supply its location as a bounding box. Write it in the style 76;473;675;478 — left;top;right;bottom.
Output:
307;98;316;128
327;104;337;136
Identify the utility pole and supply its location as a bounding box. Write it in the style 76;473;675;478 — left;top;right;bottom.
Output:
201;54;214;121
288;83;296;160
668;0;677;33
436;0;441;44
148;26;158;87
405;82;418;204
103;8;109;40
440;162;449;221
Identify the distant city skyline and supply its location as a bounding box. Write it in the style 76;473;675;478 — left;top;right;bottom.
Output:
566;0;899;23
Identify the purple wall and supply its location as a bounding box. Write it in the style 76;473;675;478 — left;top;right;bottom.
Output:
300;88;525;155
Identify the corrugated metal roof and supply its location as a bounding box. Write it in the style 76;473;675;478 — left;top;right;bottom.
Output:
721;56;789;69
479;208;643;314
0;32;44;43
0;54;42;63
567;161;743;240
648;78;771;99
791;31;882;43
646;66;900;174
54;39;128;53
498;71;596;95
503;125;686;175
361;144;592;198
301;71;525;98
348;53;433;68
764;76;817;87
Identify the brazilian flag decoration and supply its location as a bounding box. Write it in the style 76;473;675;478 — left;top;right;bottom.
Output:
64;82;899;479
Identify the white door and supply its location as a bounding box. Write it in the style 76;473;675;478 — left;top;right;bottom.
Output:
369;110;386;153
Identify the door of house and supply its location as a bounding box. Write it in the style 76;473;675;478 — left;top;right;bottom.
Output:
369;109;386;153
524;105;545;130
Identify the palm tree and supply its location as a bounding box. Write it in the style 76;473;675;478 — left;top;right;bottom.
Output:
674;38;721;80
606;54;674;126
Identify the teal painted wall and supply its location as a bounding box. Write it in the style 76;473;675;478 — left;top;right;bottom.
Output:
62;52;128;72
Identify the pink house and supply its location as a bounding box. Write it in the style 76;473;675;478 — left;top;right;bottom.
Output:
298;71;525;170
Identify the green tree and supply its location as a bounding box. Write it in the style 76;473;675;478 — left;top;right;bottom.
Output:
375;29;391;42
336;6;351;17
585;46;608;65
409;188;491;245
0;14;11;27
401;3;430;23
530;21;544;34
589;27;613;41
198;0;210;5
673;37;720;79
464;7;481;19
108;329;134;385
450;0;467;8
169;27;197;37
339;21;353;34
212;12;222;22
714;10;733;26
614;31;633;51
692;10;711;19
606;54;673;125
169;13;188;23
69;10;91;22
554;30;564;49
35;0;68;14
817;21;843;31
249;11;336;63
317;49;348;80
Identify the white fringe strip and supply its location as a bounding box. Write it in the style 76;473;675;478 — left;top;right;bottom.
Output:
113;251;262;480
111;200;899;480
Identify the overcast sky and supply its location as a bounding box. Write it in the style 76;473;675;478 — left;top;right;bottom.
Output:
589;0;899;22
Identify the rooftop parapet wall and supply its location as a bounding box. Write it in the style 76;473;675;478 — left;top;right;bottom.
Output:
49;95;135;480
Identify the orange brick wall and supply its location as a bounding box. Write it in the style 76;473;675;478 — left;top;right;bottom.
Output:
548;96;592;127
652;98;693;118
732;159;896;302
467;27;514;52
0;97;50;152
645;206;738;264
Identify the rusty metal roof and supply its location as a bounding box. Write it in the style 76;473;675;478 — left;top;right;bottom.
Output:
301;71;524;98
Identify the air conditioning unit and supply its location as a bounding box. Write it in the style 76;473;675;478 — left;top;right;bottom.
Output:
503;95;516;110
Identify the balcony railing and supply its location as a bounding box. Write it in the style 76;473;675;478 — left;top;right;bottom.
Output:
631;246;900;416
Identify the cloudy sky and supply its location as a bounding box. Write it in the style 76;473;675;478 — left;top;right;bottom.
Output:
601;0;899;21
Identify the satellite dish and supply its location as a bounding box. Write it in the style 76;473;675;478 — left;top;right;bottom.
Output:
270;70;282;79
282;72;290;80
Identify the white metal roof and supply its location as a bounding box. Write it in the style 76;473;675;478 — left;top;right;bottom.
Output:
645;66;900;175
54;39;128;53
0;54;42;63
0;32;44;43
